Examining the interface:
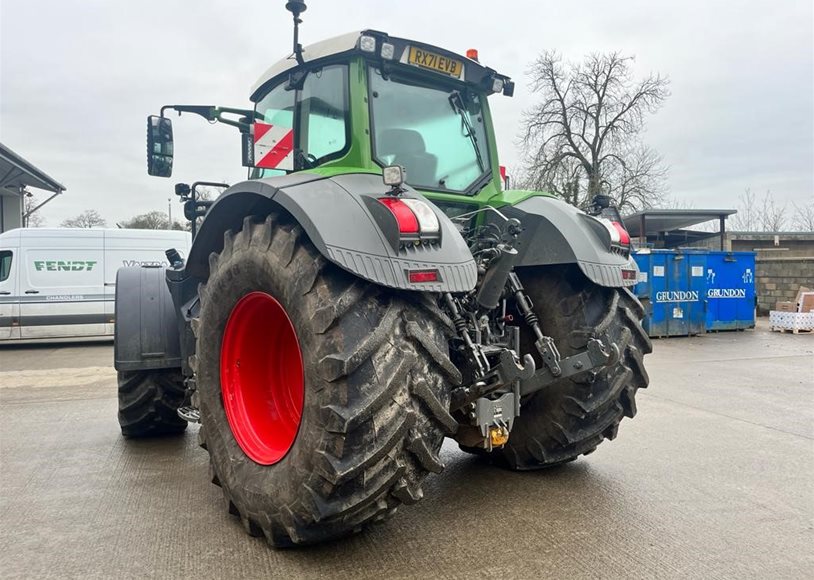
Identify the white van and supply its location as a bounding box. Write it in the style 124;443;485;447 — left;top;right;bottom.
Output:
0;228;191;343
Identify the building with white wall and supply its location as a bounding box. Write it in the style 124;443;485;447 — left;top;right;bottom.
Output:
0;143;66;233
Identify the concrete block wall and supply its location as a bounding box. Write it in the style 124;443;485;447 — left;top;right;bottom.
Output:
755;256;814;314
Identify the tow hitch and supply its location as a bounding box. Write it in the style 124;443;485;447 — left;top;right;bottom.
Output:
519;338;617;397
452;337;616;450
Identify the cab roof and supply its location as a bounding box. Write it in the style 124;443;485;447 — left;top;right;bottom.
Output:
250;30;513;101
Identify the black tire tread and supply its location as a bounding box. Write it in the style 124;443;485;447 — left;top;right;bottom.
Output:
117;370;187;437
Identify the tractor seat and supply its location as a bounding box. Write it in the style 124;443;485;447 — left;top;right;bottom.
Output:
377;129;438;187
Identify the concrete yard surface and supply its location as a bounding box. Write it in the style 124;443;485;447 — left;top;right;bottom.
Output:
0;322;812;579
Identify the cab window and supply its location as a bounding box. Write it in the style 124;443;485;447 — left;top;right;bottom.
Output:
254;82;296;177
369;67;490;193
0;251;12;282
298;65;349;163
252;64;349;178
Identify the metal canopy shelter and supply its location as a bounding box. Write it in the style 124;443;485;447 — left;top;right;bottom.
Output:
623;209;737;250
0;142;66;229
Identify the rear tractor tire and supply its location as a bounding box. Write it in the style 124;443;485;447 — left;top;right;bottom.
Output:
117;370;187;437
194;213;460;546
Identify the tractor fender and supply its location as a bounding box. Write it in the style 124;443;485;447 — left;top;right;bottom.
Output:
113;266;182;372
502;196;638;288
185;172;477;293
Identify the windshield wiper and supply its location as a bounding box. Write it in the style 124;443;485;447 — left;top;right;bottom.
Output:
467;171;493;197
448;91;485;174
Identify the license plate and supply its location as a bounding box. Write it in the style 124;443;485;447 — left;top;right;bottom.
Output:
407;46;463;78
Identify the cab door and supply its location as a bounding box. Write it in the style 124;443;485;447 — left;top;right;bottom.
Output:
0;249;20;341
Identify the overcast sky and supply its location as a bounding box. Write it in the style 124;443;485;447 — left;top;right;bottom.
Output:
1;0;812;226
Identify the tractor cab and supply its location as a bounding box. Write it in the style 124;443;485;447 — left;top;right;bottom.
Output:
149;29;515;217
249;30;513;194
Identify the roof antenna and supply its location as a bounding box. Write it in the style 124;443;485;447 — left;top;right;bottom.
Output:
285;1;307;65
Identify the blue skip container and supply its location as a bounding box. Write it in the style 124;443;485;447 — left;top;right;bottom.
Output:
704;251;756;331
633;249;707;337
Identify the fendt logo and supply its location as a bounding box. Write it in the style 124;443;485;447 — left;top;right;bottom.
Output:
34;260;97;272
707;288;747;299
655;290;699;303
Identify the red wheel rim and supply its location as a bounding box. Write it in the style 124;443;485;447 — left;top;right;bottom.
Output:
220;292;304;465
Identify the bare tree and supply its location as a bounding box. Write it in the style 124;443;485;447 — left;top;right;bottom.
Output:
730;188;788;232
659;195;695;210
519;51;670;212
606;145;669;212
120;210;184;230
61;209;107;229
791;200;814;231
22;192;45;227
759;191;786;232
729;188;759;231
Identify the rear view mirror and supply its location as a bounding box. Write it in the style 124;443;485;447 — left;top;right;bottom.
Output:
147;115;174;177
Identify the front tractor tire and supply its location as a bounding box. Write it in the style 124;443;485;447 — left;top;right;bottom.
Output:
193;214;459;547
475;266;652;470
117;370;187;437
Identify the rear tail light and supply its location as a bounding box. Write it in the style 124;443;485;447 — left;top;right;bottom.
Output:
621;267;638;281
408;269;440;283
401;199;440;234
596;218;631;251
377;197;440;243
611;221;631;246
378;197;419;234
599;219;620;243
597;206;630;247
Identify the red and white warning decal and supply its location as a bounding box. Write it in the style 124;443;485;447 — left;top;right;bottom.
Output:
253;122;294;170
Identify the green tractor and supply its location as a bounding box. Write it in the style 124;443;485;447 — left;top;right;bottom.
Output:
115;0;651;546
